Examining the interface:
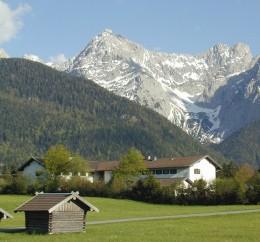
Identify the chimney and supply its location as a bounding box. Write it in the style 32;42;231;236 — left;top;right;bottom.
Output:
147;155;152;161
154;156;157;161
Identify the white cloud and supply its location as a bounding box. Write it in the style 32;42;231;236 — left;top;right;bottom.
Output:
0;48;8;58
23;54;43;63
49;54;68;64
0;1;31;44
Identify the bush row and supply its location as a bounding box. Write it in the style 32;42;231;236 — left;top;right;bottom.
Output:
1;172;260;205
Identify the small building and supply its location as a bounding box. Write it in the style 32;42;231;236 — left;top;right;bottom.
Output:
0;208;13;221
14;192;99;234
17;156;45;179
18;156;93;182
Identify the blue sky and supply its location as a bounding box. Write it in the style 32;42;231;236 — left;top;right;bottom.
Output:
1;0;260;61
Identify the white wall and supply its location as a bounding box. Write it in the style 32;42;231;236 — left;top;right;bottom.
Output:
60;172;94;183
104;171;113;183
188;158;216;183
22;161;45;178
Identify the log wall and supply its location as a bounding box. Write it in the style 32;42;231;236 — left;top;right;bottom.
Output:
50;200;86;233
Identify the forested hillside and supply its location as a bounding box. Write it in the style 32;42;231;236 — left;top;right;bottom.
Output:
0;58;221;166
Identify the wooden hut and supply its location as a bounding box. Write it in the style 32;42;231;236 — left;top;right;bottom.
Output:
0;208;13;221
14;192;99;234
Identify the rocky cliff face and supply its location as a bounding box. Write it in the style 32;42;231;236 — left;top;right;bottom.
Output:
209;58;260;138
30;30;259;144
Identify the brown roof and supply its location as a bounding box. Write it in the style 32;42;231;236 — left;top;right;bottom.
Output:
145;155;207;169
14;192;99;213
90;155;221;172
89;160;120;171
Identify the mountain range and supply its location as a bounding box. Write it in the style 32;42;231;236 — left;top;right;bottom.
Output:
0;58;223;166
2;30;260;165
33;29;259;144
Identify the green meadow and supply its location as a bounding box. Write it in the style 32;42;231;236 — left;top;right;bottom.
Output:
1;195;260;241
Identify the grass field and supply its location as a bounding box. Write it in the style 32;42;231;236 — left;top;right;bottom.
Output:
1;195;260;241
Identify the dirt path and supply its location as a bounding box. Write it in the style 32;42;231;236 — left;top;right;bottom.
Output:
87;208;260;225
1;208;260;232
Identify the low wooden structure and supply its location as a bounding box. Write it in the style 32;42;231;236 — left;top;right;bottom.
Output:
0;208;13;221
14;192;99;234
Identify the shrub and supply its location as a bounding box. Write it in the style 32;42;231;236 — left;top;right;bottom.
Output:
214;178;240;204
3;173;29;194
246;173;260;204
130;176;163;203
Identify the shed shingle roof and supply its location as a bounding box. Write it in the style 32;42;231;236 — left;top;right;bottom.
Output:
14;192;99;213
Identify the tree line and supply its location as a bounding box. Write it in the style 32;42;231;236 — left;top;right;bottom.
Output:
0;145;260;205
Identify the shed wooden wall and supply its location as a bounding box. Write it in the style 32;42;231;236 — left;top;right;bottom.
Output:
50;200;86;233
25;211;50;233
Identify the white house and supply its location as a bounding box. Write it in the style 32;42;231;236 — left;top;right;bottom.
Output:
17;157;93;182
87;155;221;186
18;155;221;187
145;155;220;184
17;157;46;179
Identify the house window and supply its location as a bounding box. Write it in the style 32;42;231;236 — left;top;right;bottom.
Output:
163;169;169;174
155;170;162;175
169;169;177;174
194;168;200;174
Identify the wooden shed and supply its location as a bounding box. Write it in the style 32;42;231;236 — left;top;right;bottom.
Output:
14;192;99;234
0;208;13;221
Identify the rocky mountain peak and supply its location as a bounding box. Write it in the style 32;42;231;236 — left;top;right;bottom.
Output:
202;42;252;69
37;30;259;144
84;29;145;60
